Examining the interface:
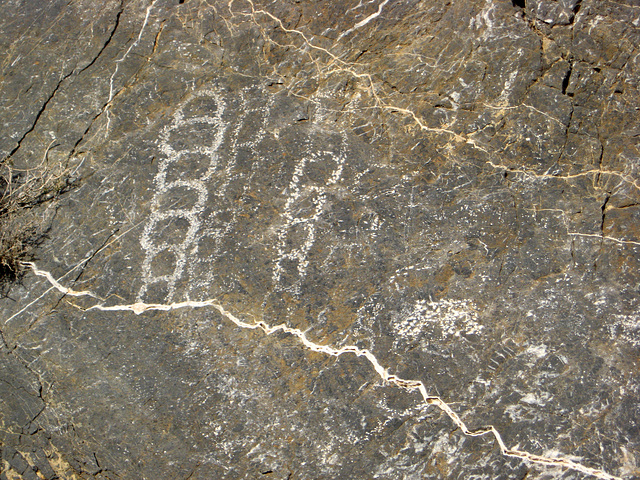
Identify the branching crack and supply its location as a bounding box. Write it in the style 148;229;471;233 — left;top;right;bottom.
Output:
21;261;623;480
487;160;640;194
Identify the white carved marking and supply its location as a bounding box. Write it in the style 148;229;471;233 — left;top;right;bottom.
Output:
392;299;483;342
273;132;348;293
138;89;227;302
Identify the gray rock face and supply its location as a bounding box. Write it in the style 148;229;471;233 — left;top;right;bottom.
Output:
1;0;639;479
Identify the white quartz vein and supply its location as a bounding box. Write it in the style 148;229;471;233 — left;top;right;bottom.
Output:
487;160;640;194
23;261;622;480
105;0;159;131
4;224;142;325
568;232;640;247
233;1;640;200
337;0;390;40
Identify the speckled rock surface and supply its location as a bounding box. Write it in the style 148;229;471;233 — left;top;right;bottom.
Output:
1;1;639;479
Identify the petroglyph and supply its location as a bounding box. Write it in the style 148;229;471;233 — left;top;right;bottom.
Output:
607;314;640;347
138;89;227;303
273;132;348;294
392;299;483;342
135;80;358;300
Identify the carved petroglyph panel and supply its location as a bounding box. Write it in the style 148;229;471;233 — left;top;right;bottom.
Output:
138;88;227;303
137;83;359;305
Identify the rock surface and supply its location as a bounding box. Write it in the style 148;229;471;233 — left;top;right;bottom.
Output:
1;0;639;478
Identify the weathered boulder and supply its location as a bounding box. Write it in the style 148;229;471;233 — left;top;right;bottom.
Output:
1;1;639;478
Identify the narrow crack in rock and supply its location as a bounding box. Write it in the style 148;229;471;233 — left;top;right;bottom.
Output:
2;70;74;163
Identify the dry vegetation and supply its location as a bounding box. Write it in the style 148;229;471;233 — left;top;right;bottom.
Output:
0;153;74;291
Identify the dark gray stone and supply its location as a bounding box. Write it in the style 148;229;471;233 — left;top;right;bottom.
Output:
1;0;639;479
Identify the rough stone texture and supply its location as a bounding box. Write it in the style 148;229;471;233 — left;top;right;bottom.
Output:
1;0;639;479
